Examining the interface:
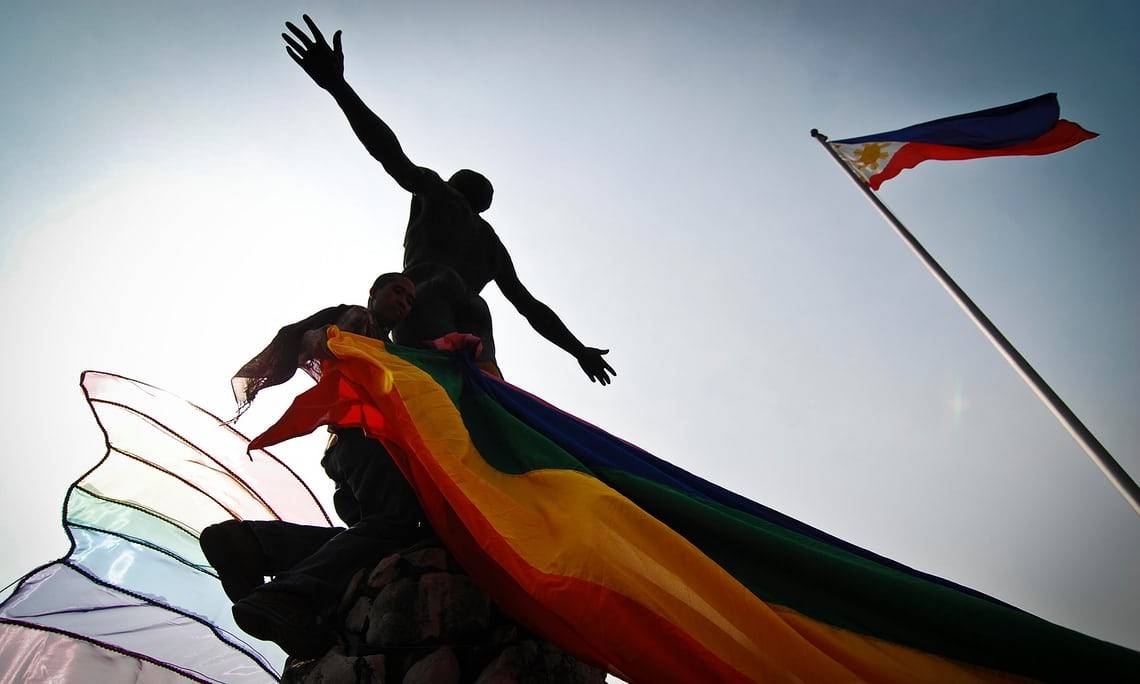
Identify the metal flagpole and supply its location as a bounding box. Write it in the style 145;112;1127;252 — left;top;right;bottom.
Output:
810;128;1140;517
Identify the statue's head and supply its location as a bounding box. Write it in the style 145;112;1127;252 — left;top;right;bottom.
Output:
448;169;493;213
368;272;416;326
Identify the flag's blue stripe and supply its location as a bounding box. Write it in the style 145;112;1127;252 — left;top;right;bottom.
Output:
465;360;1016;608
834;93;1059;148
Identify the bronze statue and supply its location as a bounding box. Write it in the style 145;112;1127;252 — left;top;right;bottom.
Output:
282;14;615;384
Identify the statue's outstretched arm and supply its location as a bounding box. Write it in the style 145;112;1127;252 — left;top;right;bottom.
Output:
495;247;616;385
282;15;435;194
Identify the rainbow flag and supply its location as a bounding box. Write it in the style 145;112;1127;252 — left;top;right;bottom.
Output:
829;94;1097;189
0;372;333;682
252;329;1140;683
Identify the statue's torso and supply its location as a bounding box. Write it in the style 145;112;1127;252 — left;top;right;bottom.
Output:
402;184;501;295
396;182;500;358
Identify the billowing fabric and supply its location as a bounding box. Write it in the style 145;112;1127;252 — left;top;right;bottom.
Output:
0;622;192;683
252;328;1140;683
829;93;1097;189
0;372;334;683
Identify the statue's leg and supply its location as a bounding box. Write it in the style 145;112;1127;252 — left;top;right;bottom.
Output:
460;291;497;363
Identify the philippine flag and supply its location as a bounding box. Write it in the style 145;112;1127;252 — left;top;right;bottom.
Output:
829;93;1097;190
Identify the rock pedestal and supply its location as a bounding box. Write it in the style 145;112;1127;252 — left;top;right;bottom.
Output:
281;539;606;684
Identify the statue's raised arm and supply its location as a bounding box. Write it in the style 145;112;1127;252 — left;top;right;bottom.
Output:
494;247;616;385
283;15;435;194
283;15;614;388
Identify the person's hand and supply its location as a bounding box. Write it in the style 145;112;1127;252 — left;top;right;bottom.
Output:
299;326;333;363
282;15;344;91
577;347;616;386
336;307;372;336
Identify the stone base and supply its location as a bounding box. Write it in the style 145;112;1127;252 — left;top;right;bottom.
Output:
281;539;606;684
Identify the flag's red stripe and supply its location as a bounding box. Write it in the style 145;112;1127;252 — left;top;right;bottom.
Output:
869;119;1097;189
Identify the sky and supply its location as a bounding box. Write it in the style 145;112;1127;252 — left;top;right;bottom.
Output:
1;0;1138;659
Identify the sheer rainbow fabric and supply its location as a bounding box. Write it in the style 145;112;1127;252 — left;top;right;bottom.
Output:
0;372;332;683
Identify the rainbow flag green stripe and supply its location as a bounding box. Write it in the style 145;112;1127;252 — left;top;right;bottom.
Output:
253;332;1140;682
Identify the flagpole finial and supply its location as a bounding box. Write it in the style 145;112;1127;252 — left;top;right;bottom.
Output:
810;128;827;141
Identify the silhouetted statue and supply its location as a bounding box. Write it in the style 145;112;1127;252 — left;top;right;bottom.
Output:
283;14;615;384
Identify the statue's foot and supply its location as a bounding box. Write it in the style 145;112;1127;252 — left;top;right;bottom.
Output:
200;520;266;602
233;591;334;659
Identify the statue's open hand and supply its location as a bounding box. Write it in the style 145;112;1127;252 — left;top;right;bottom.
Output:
577;348;616;386
282;15;344;90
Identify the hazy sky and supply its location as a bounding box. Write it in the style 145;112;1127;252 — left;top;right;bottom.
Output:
2;0;1137;655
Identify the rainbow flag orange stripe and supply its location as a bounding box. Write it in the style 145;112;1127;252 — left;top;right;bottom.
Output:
251;330;1140;682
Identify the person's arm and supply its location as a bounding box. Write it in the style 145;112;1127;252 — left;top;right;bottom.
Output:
232;303;363;410
297;306;372;366
282;15;439;195
495;246;616;385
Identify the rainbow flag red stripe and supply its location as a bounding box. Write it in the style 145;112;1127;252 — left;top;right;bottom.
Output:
252;329;1140;682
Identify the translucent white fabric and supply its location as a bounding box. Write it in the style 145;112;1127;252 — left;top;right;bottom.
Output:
93;404;279;521
1;564;274;683
0;372;334;681
68;527;282;672
79;452;232;536
67;487;210;570
84;373;329;526
0;622;192;683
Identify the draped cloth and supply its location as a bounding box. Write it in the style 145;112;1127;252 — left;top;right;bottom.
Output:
251;328;1140;683
0;372;333;683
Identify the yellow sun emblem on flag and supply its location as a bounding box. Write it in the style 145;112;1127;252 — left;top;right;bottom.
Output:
853;143;891;171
